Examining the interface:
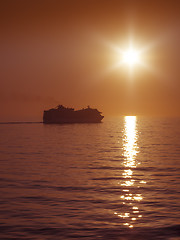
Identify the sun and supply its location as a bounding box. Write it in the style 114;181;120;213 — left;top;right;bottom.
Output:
102;37;156;76
122;48;140;66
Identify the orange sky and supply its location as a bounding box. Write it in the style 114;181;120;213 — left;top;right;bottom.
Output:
0;0;180;121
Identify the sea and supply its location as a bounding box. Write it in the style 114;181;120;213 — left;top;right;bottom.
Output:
0;116;179;240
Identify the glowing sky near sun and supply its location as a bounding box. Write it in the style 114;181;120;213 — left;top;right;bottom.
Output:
0;0;180;121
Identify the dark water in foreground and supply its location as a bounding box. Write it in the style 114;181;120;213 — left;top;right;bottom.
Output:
0;117;180;239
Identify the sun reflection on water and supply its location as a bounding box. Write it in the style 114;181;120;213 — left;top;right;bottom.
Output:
114;116;145;228
123;116;138;168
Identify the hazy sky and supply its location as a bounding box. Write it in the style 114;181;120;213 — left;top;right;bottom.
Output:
0;0;180;121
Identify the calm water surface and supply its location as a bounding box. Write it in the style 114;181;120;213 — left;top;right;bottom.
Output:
0;117;180;239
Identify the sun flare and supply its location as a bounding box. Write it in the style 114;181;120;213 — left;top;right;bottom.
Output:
122;48;140;66
102;37;157;77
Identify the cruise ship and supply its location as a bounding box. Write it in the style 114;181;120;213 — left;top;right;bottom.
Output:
43;105;104;124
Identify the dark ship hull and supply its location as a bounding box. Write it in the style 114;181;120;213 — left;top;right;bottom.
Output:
43;105;104;124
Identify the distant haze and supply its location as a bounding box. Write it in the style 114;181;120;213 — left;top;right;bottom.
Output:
0;0;180;121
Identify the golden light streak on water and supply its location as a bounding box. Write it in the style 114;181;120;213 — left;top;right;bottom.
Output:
114;116;145;228
123;116;138;168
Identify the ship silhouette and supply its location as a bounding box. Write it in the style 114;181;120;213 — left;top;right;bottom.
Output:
43;105;104;123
